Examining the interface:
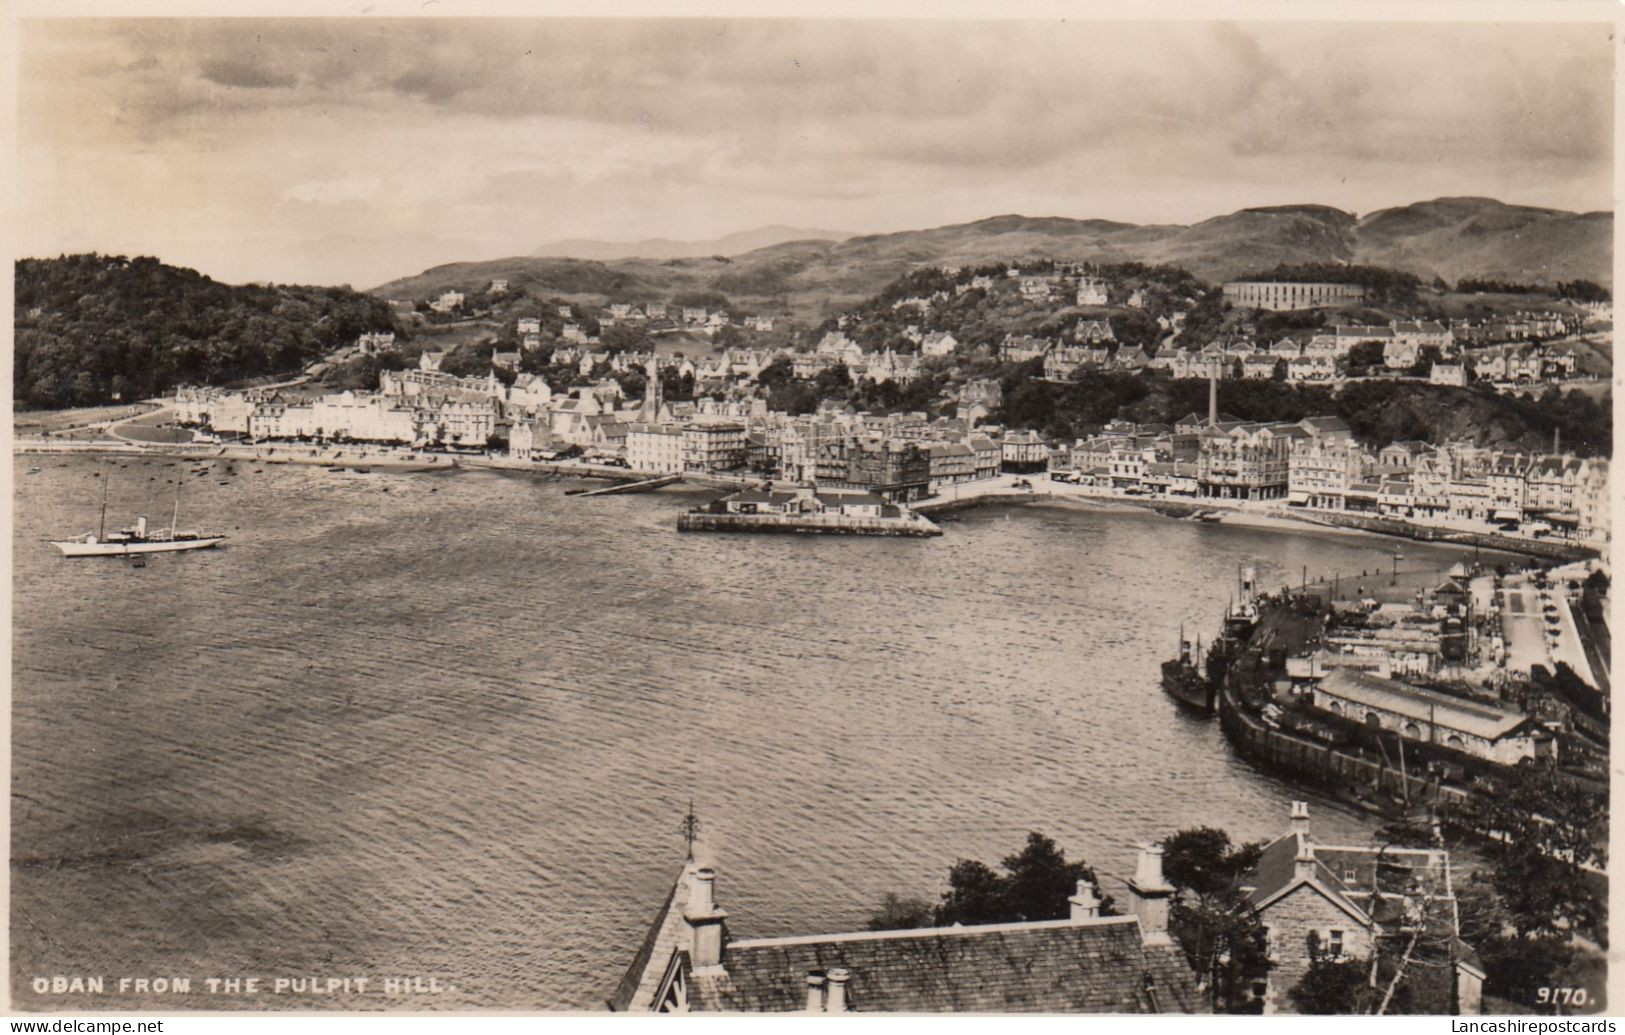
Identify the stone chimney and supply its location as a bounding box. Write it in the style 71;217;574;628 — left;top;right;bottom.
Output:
683;867;728;971
1127;845;1175;945
1294;839;1317;883
1068;880;1101;920
805;972;825;1013
1290;800;1311;839
826;969;850;1013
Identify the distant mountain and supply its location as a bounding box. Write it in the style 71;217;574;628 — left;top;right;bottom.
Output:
1352;197;1612;287
533;225;853;261
374;198;1609;323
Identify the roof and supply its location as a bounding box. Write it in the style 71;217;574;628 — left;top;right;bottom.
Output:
1316;669;1540;742
1243;832;1368;924
688;917;1201;1013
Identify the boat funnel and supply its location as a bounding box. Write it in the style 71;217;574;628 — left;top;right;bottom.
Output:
135;516;147;538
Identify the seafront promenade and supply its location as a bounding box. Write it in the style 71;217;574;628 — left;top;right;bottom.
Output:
15;433;1601;561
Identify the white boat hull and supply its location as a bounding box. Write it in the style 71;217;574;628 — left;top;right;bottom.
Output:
52;536;226;557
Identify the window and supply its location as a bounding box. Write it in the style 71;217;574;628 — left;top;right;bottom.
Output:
1328;930;1344;957
1344;867;1357;883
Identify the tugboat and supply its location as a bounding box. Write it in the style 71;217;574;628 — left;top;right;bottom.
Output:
1161;625;1216;714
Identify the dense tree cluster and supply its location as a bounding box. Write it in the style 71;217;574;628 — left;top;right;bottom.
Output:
1456;278;1610;302
867;832;1115;931
15;254;396;409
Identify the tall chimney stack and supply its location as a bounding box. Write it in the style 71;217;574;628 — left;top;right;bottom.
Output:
1068;880;1102;920
826;969;850;1013
805;972;826;1013
1294;839;1317;882
1289;801;1311;839
683;867;728;971
1127;845;1176;945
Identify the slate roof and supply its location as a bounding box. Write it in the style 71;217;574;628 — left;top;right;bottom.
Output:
1316;669;1539;742
687;917;1201;1013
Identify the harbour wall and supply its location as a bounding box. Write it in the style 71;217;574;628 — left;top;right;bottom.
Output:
1217;687;1469;814
676;512;942;537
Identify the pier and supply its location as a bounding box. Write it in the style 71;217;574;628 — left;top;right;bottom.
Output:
677;511;942;537
573;474;683;497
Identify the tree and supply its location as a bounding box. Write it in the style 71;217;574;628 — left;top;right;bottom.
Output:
932;832;1115;927
1451;762;1607;941
1347;341;1386;373
1288;946;1380;1014
866;894;935;932
1161;828;1269;1012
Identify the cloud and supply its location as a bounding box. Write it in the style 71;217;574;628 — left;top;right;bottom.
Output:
199;57;296;90
15;17;1614;287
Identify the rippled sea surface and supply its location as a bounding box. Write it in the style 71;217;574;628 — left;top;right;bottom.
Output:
12;455;1488;1010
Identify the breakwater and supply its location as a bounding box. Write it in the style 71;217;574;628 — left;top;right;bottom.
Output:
676;511;942;536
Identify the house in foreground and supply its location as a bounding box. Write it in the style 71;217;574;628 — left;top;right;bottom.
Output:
1243;802;1484;1015
610;847;1203;1013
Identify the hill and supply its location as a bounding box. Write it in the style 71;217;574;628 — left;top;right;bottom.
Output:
533;225;852;261
1354;198;1612;287
14;254;396;410
374;198;1609;324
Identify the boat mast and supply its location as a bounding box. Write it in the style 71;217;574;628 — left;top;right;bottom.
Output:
98;474;109;540
170;476;182;538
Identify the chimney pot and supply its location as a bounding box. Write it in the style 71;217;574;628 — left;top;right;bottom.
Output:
684;866;728;971
805;972;826;1013
1295;839;1317;882
689;867;716;915
1127;844;1175;945
826;969;849;1013
1068;880;1101;920
1290;801;1311;838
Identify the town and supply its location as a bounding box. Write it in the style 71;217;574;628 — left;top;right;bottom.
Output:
163;260;1610;550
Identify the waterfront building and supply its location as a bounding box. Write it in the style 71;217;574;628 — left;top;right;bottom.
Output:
1221;281;1366;311
1287;435;1369;510
682;422;748;473
623;424;685;474
248;398;319;440
1197;423;1301;501
1243;802;1484;1015
1000;429;1048;472
311;391;416;443
1311;670;1549;765
411;396;499;447
610;853;1201;1013
816;437;931;502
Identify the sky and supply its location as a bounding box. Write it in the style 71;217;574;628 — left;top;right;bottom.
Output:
15;15;1616;289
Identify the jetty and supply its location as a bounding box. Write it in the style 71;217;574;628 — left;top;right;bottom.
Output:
574;473;683;497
